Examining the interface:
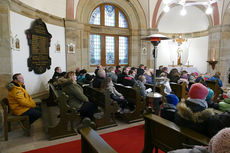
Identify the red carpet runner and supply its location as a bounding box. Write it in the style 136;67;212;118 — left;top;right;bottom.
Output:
23;125;164;153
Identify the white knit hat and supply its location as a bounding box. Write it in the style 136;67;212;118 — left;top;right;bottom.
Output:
208;128;230;153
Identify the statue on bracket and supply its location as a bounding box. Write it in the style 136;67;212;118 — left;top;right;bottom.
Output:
26;18;52;74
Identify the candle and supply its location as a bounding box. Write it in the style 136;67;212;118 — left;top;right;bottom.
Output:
172;61;174;66
188;61;189;65
212;49;215;61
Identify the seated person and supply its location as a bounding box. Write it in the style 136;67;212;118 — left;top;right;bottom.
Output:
188;72;196;83
160;72;172;95
77;69;87;83
117;66;129;84
156;65;163;77
115;65;121;75
93;69;106;88
101;77;132;113
175;83;230;137
136;75;147;97
75;67;81;77
51;66;66;82
136;64;145;79
106;66;118;83
168;127;230;153
206;88;219;109
195;74;206;86
83;74;94;85
7;73;41;125
144;69;154;84
161;94;179;122
168;68;180;83
94;65;102;76
58;71;95;119
208;72;223;87
122;70;137;87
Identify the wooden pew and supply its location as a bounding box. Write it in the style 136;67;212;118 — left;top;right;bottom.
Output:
170;82;188;100
142;113;210;153
83;86;118;129
206;80;222;102
114;84;146;123
46;83;81;140
78;118;117;153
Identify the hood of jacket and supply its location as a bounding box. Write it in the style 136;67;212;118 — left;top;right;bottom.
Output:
6;81;25;91
177;102;215;123
57;78;73;87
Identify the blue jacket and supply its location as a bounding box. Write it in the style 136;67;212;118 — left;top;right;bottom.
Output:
208;76;223;87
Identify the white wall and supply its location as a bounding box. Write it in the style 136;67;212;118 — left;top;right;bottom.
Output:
158;5;209;33
19;0;66;18
157;36;208;74
10;11;66;95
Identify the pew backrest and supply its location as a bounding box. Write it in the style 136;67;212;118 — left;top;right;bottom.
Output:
142;114;210;152
170;82;188;100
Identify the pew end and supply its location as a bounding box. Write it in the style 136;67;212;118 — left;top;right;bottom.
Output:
78;118;117;153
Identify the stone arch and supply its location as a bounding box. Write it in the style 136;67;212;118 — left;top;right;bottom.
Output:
76;0;147;29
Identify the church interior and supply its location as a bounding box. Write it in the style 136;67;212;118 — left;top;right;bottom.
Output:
1;0;230;152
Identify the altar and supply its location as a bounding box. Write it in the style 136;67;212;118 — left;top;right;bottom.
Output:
168;65;199;74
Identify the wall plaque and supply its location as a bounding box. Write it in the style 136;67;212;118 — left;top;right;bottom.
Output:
26;19;52;74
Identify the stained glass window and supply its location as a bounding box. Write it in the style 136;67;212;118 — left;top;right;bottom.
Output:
89;7;101;25
106;36;115;64
119;11;128;28
104;5;115;27
119;36;128;64
90;34;101;65
89;4;129;66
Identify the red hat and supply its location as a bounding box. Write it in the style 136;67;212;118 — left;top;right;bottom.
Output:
189;83;208;100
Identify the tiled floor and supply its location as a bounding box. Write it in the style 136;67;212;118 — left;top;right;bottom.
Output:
0;106;144;153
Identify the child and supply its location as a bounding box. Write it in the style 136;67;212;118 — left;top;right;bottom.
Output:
101;77;130;114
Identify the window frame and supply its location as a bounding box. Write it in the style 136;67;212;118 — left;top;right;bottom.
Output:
89;4;130;67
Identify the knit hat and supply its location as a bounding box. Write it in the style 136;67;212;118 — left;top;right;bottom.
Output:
208;128;230;153
189;83;209;100
166;94;179;106
206;88;214;101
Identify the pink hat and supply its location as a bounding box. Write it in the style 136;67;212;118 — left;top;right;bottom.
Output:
189;83;208;100
208;128;230;153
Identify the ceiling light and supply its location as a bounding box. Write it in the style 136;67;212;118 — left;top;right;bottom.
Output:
180;7;187;16
163;5;170;13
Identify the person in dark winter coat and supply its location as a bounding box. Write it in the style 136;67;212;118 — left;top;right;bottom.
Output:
161;94;179;122
93;69;106;88
51;67;66;82
136;64;145;79
122;70;137;87
58;71;96;119
175;83;230;138
117;66;129;84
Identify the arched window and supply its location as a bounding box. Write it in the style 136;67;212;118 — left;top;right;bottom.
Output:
89;4;129;66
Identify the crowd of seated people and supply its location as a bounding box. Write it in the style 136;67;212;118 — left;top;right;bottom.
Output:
6;62;230;147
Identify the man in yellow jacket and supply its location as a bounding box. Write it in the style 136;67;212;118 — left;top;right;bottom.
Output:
7;73;41;124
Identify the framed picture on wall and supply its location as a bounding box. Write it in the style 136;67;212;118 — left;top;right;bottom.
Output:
11;34;20;51
68;43;75;54
55;41;61;53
